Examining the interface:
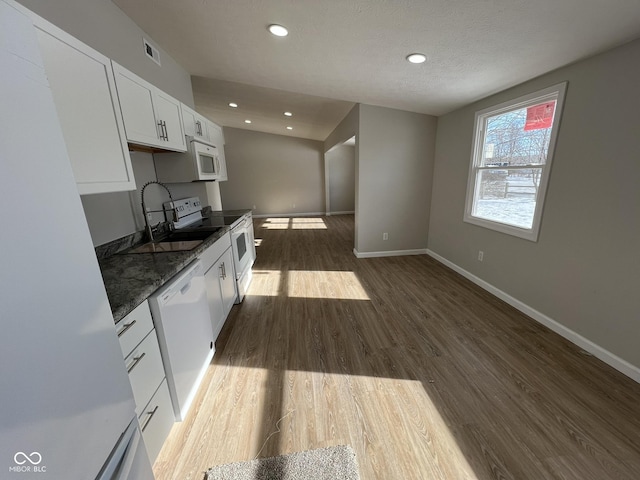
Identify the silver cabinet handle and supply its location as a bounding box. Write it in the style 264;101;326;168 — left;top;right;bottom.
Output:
219;263;225;279
157;120;168;140
140;405;159;432
126;352;146;373
117;319;136;337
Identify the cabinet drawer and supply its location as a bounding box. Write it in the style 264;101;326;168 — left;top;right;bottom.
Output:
125;330;165;417
139;378;174;464
117;300;154;359
199;231;232;271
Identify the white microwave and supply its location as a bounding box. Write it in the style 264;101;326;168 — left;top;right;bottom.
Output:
154;136;223;182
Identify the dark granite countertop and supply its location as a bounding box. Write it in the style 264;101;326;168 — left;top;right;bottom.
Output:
99;209;251;324
207;209;253;217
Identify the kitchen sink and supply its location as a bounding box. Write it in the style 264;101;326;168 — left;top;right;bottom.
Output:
157;230;217;242
126;229;221;254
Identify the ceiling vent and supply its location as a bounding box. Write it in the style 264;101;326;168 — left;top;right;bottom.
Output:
143;38;161;66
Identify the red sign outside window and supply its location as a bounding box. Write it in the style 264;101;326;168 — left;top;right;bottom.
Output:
524;101;556;131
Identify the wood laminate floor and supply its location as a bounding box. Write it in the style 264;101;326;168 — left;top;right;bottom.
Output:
153;215;640;480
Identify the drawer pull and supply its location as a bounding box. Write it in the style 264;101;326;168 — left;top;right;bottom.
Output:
117;319;137;337
126;352;146;373
140;405;159;432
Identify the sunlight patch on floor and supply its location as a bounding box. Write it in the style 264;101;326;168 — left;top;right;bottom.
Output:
261;218;327;230
291;218;327;230
262;218;291;230
354;375;479;479
287;271;369;300
249;270;282;296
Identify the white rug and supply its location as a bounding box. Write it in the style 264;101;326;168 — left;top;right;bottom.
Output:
204;445;360;480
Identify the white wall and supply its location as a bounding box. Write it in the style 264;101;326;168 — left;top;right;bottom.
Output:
356;105;437;255
428;38;640;374
325;105;359;152
220;128;325;216
326;144;355;214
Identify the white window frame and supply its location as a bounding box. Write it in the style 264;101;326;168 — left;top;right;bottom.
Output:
463;82;567;241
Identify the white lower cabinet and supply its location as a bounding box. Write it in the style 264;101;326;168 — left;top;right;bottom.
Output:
200;232;237;341
218;247;237;318
139;378;174;464
117;300;175;466
116;299;154;358
204;261;226;341
125;331;165;418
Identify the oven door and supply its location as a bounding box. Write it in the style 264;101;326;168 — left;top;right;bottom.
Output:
231;224;251;279
193;141;220;181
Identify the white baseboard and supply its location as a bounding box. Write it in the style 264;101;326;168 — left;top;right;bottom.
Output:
353;248;428;259
328;210;355;216
253;211;325;219
426;249;640;384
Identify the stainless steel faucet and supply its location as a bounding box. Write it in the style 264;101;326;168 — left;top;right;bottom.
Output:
140;180;177;242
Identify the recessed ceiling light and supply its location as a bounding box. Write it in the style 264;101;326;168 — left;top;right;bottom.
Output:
229;102;238;108
268;24;288;37
284;112;293;117
406;53;427;64
244;120;252;124
286;126;293;130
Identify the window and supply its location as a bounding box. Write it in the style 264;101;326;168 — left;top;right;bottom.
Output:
464;83;567;241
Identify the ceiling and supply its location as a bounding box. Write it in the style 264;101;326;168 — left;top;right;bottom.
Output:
113;0;640;141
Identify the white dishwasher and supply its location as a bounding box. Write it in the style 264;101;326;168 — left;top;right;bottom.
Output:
149;260;214;421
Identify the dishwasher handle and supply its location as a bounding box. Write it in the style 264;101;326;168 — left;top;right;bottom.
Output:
155;260;203;306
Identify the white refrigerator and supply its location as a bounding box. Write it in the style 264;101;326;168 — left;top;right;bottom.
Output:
0;2;154;479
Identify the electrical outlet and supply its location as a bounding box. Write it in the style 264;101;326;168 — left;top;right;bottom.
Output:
252;204;256;210
383;232;388;240
478;250;484;261
292;203;296;208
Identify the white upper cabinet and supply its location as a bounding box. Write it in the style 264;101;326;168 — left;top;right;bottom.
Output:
154;90;187;151
112;62;186;152
206;121;228;181
32;18;135;194
181;104;209;142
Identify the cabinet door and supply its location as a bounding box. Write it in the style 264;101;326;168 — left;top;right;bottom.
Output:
154;90;186;152
139;378;174;465
181;104;198;137
204;262;226;342
125;330;165;418
181;104;208;141
34;24;135;194
207;121;228;181
116;300;154;360
218;247;237;318
112;62;160;148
